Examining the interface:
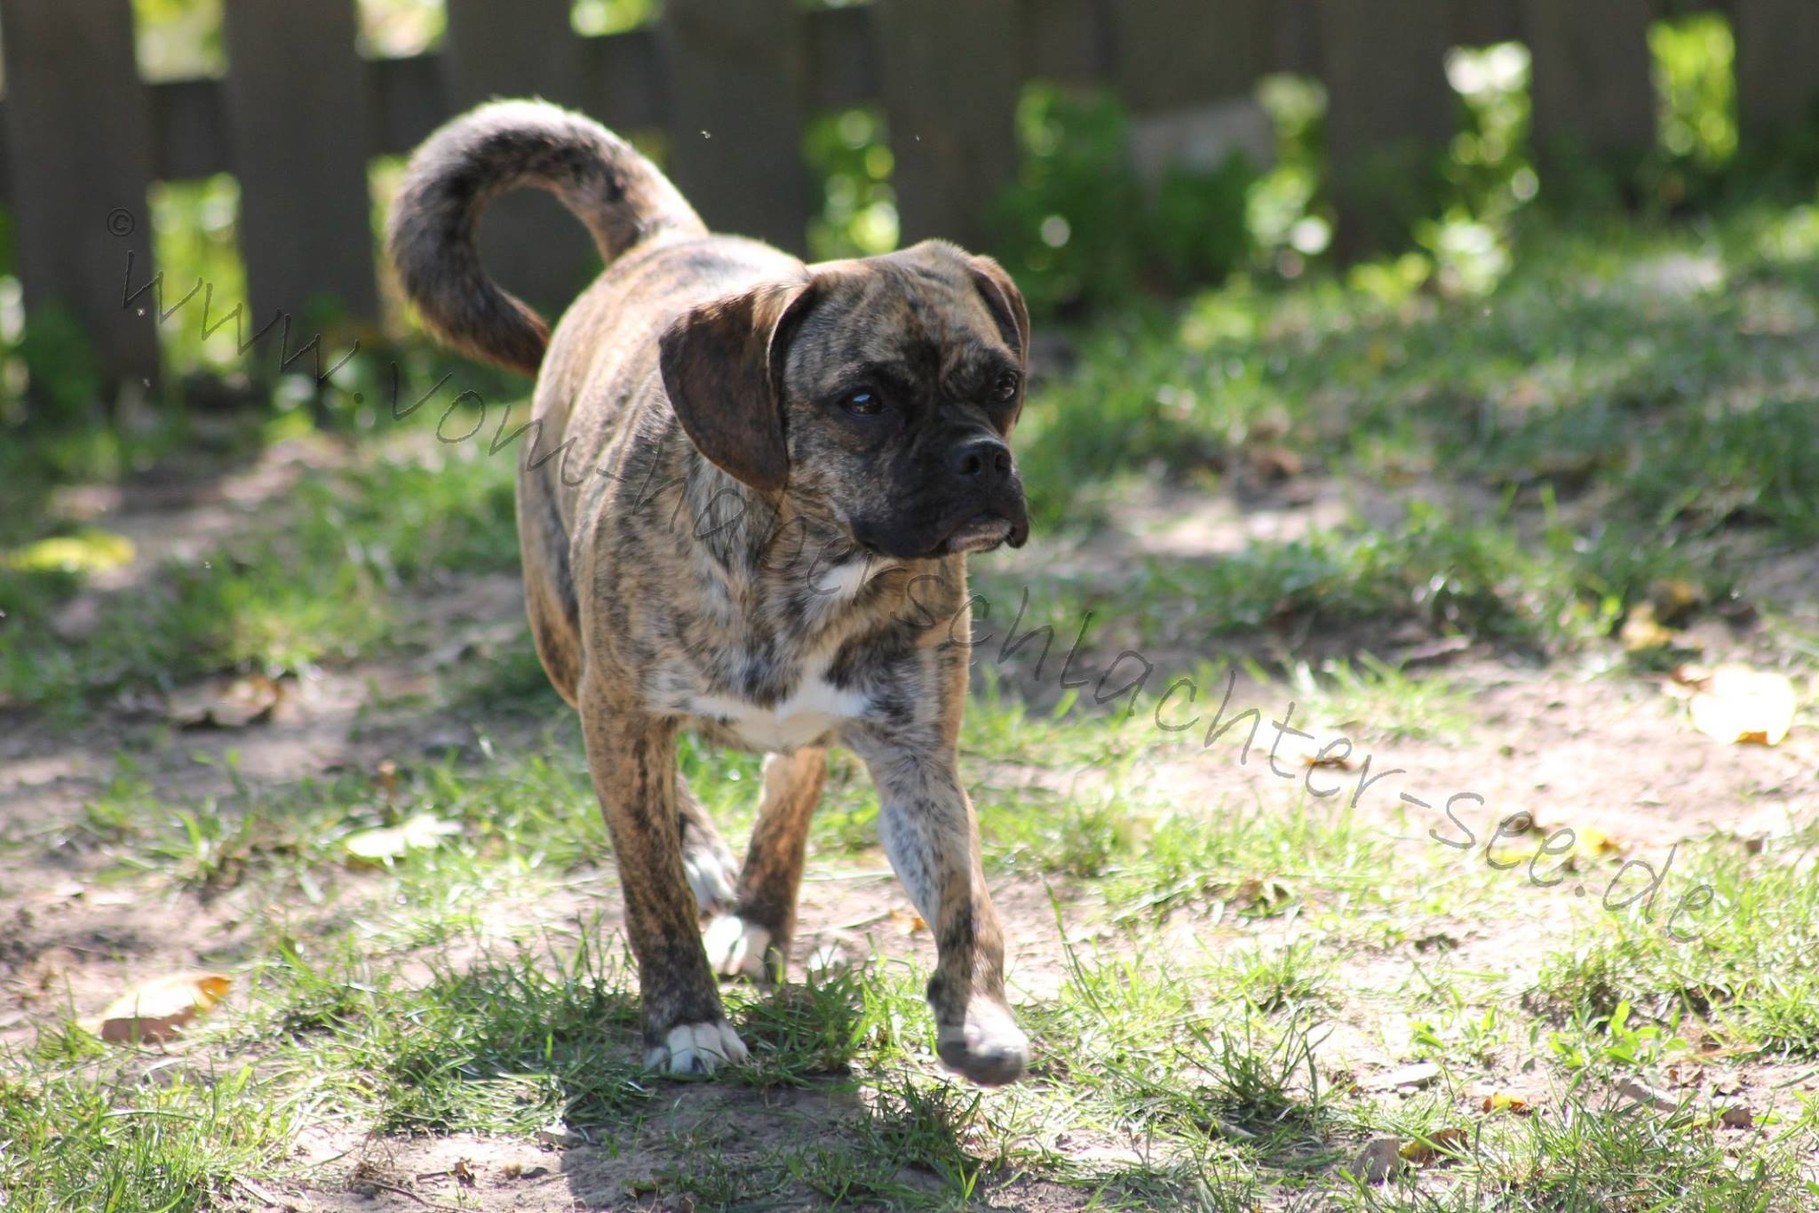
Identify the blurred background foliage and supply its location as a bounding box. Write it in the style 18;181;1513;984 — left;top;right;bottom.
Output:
0;0;1805;422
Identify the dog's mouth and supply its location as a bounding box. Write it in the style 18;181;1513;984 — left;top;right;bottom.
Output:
942;513;1026;555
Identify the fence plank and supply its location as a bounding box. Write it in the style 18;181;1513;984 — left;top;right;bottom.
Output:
443;0;598;318
152;79;229;181
1315;0;1455;254
806;4;880;111
1522;0;1655;155
1023;0;1111;84
584;29;667;132
1266;0;1320;75
1110;0;1269;112
875;0;1021;249
222;0;379;335
659;0;811;253
0;0;160;389
1455;0;1523;46
1734;0;1819;140
371;54;448;160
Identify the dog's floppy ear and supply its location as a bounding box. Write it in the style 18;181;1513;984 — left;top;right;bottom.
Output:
659;279;817;494
967;255;1030;362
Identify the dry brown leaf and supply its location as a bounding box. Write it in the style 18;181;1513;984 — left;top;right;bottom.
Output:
1275;730;1356;771
1687;665;1796;746
85;972;231;1044
1619;603;1676;652
167;675;283;729
1480;1093;1532;1115
1347;1138;1405;1184
1649;578;1705;625
1400;1126;1469;1165
889;908;927;935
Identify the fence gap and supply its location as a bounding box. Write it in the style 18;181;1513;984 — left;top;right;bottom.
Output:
356;0;446;59
806;106;898;262
146;173;248;377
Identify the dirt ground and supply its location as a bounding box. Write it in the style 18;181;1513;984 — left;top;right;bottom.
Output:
3;441;1816;1211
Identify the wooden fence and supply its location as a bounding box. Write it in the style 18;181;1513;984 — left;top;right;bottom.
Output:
0;0;1815;388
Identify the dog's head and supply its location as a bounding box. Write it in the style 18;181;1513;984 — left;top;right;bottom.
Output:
659;240;1031;562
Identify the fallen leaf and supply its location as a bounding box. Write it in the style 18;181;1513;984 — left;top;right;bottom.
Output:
1619;603;1676;652
84;972;231;1044
1347;1137;1405;1184
889;908;927;936
1649;578;1706;625
1400;1126;1469;1165
343;813;461;865
1480;1093;1532;1115
5;529;135;574
167;675;283;729
1575;827;1624;858
1227;875;1296;914
1687;665;1796;746
1275;729;1356;771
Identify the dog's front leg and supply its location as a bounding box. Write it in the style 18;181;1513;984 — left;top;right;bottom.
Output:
847;728;1029;1085
578;679;747;1075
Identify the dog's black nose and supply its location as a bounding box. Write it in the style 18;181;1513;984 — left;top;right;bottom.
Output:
950;437;1013;484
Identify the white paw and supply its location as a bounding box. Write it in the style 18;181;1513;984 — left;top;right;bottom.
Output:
703;915;774;982
645;1020;748;1076
683;849;739;916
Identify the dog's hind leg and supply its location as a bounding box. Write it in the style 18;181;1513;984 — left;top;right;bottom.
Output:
517;460;583;707
676;772;739;916
703;746;827;983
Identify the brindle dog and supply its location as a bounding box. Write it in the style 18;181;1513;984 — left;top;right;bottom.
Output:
389;100;1032;1084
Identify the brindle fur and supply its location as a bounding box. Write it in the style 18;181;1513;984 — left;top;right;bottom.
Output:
389;99;1032;1084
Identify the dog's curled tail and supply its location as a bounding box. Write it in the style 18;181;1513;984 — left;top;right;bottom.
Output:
388;99;705;375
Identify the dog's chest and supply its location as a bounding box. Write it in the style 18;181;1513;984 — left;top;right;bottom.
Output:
654;649;869;752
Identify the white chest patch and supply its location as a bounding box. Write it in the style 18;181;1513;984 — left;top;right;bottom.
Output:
686;671;869;752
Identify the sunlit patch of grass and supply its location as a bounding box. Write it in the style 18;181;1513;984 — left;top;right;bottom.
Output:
1103;795;1396;925
1286;654;1475;744
1530;836;1819;1055
0;1029;294;1213
0;433;521;714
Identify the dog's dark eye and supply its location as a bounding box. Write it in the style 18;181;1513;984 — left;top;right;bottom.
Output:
841;389;884;417
992;371;1021;403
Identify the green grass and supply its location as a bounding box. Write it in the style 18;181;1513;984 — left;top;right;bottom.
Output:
3;207;1818;1210
0;412;518;716
1010;209;1819;663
